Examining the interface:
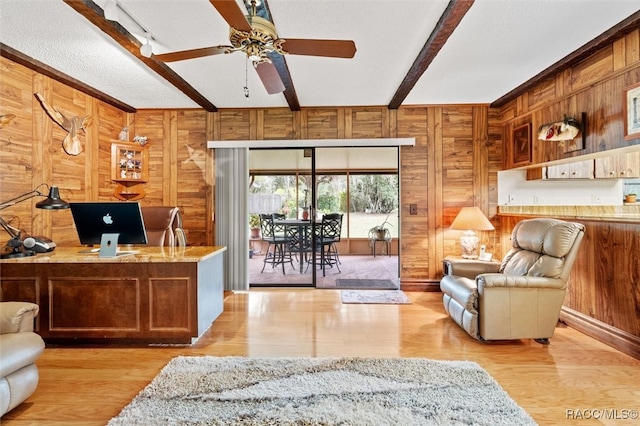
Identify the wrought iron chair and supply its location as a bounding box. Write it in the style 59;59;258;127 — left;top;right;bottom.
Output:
307;213;343;276
259;213;295;274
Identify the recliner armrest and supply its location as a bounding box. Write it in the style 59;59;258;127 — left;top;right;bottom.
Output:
477;273;566;290
443;258;500;279
0;302;39;334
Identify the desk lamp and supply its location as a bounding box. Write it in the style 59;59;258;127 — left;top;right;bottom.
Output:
0;184;70;259
450;206;494;259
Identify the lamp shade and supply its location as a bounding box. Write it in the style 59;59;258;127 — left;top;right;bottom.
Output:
450;207;494;231
35;186;70;210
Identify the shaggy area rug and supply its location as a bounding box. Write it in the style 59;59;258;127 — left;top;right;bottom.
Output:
341;289;411;304
109;356;536;425
334;278;398;289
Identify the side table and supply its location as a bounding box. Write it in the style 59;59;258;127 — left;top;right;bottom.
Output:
442;255;501;279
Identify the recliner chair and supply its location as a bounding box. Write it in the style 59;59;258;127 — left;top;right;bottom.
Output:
0;302;45;415
440;218;585;343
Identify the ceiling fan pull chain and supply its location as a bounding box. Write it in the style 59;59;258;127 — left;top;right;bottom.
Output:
244;57;250;98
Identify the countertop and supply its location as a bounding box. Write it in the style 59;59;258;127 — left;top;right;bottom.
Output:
497;205;640;223
0;246;226;263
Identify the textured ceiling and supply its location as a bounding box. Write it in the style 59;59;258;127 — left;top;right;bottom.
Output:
1;0;639;110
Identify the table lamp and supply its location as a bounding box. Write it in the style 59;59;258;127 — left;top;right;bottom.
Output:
0;184;70;259
450;206;494;259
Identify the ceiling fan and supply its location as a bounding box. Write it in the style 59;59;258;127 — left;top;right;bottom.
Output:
154;0;356;94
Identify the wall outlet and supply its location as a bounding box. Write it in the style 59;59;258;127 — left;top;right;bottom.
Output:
591;195;601;204
409;204;418;215
508;194;516;203
533;195;539;204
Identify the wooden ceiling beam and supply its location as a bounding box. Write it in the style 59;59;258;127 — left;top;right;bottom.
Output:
491;10;640;108
1;43;136;113
63;0;218;112
388;0;474;110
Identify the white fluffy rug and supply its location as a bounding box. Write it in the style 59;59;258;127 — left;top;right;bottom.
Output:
109;357;536;425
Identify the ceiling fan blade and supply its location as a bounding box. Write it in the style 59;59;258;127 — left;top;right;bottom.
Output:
155;46;230;62
254;62;285;94
280;39;356;58
209;0;252;32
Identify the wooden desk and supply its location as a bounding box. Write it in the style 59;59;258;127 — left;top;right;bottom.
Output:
0;246;226;345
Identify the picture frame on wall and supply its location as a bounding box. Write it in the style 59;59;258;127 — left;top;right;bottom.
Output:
512;123;531;166
624;82;640;141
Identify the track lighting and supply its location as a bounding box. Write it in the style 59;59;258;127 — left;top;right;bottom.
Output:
140;38;153;58
103;0;119;21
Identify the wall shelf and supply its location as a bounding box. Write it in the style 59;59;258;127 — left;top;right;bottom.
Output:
111;141;148;201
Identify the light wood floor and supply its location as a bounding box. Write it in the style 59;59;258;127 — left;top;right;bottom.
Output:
3;290;639;425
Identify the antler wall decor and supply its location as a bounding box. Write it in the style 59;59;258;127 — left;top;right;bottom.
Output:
34;93;91;156
538;113;585;142
537;112;586;153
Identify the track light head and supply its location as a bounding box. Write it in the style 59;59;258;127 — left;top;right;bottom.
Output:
140;40;153;58
103;0;119;21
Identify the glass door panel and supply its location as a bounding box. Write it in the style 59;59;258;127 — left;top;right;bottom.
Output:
248;148;315;287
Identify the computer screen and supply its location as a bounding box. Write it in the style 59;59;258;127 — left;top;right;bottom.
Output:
70;202;148;246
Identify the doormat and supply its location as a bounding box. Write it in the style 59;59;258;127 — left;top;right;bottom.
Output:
334;278;398;289
341;290;411;304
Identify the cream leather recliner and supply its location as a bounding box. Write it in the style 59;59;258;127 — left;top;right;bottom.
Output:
440;218;585;343
0;302;45;416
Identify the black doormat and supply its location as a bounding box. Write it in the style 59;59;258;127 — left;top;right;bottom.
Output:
334;279;398;290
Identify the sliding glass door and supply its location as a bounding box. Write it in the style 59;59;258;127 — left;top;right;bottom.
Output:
248;146;400;288
249;148;316;287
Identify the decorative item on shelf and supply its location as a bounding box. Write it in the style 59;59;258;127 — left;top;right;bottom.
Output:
119;126;129;141
537;112;586;152
0;113;16;128
133;135;148;146
0;184;70;259
624;193;637;204
34;93;91;156
449;207;494;259
111;141;148;201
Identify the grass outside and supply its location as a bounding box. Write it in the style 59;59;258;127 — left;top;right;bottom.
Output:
340;212;398;238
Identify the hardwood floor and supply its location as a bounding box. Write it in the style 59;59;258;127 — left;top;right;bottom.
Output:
3;289;639;425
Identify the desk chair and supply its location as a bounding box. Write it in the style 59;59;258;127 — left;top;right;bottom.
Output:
141;206;186;247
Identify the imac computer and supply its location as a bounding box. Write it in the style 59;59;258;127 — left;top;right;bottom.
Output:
70;202;147;257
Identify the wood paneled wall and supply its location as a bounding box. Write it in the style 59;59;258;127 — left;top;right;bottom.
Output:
1;55;500;286
497;29;640;358
500;29;640;168
499;214;640;359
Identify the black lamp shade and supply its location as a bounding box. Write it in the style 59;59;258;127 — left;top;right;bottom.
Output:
35;186;70;210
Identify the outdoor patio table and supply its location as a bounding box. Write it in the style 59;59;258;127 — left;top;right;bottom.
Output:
274;218;314;273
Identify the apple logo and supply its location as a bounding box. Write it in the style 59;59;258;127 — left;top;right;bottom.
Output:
102;213;113;225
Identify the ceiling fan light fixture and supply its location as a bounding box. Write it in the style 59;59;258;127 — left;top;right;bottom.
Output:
103;0;119;21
